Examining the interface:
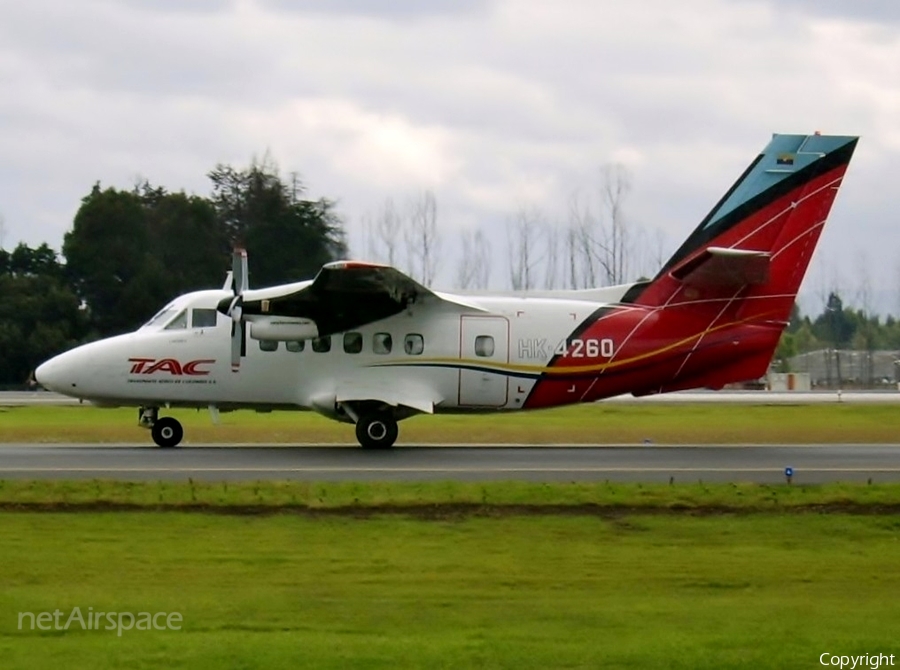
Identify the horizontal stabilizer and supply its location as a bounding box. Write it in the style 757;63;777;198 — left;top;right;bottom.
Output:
670;247;770;289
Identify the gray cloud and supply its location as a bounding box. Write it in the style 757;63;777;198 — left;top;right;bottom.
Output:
754;0;900;23
0;0;897;312
96;0;236;13
257;0;492;20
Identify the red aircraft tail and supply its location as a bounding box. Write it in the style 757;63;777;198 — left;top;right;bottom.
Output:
523;133;858;408
624;132;859;391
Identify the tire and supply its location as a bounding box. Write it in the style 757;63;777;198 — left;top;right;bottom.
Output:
151;417;184;448
355;414;398;449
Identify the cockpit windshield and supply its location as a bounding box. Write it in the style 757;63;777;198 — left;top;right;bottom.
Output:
142;304;178;328
140;293;225;331
164;310;188;330
141;302;222;332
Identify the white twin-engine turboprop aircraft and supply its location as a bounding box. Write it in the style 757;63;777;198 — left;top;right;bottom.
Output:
36;133;858;448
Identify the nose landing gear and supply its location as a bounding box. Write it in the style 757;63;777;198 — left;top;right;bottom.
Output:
139;406;184;448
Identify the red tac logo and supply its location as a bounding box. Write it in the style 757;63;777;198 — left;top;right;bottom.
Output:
128;358;215;376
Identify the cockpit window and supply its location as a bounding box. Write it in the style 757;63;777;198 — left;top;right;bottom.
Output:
143;306;176;328
192;308;218;329
164;310;188;330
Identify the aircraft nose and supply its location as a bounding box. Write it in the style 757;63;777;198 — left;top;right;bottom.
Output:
35;338;126;399
35;355;73;394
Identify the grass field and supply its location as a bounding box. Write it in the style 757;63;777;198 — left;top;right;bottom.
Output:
2;400;899;667
2;402;900;444
1;510;899;669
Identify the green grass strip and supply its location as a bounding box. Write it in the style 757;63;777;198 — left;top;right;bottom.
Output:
2;402;900;443
2;479;900;512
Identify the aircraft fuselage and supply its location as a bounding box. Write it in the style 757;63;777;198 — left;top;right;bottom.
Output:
36;287;655;416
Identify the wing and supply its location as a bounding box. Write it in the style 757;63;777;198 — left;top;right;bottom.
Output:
237;261;474;338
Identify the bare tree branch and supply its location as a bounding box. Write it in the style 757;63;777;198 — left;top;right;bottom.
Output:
405;190;440;285
596;163;632;285
542;220;561;289
456;227;492;290
472;229;491;290
566;190;595;289
456;228;477;290
506;206;544;290
364;197;404;267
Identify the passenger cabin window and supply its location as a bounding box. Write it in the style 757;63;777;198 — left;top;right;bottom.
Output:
192;308;218;329
164;310;188;330
286;340;305;353
259;340;278;352
312;336;331;353
373;333;392;355
474;335;495;357
404;333;424;356
343;332;362;354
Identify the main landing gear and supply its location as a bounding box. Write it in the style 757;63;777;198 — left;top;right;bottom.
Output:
139;406;184;448
355;413;399;450
339;402;400;449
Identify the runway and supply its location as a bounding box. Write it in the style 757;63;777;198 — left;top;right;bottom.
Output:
1;444;898;483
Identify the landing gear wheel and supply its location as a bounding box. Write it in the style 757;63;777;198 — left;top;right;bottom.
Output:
151;417;184;448
355;414;398;449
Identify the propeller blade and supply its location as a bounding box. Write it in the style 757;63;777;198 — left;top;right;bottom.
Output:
228;248;249;371
231;319;243;371
233;248;248;295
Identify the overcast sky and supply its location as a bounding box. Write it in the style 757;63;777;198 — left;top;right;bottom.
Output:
1;0;898;312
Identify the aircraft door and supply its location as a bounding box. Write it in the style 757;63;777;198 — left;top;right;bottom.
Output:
458;316;509;407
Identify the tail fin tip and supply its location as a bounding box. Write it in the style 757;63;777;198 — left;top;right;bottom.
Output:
628;132;858;307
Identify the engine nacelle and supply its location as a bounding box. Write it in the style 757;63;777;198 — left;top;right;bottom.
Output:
249;318;319;341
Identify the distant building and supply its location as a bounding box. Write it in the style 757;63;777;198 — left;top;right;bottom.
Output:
788;349;900;388
767;372;811;392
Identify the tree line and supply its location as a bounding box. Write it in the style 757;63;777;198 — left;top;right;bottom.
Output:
3;158;898;387
1;158;346;386
775;296;900;372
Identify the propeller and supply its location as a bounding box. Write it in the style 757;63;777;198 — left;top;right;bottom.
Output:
223;249;248;371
